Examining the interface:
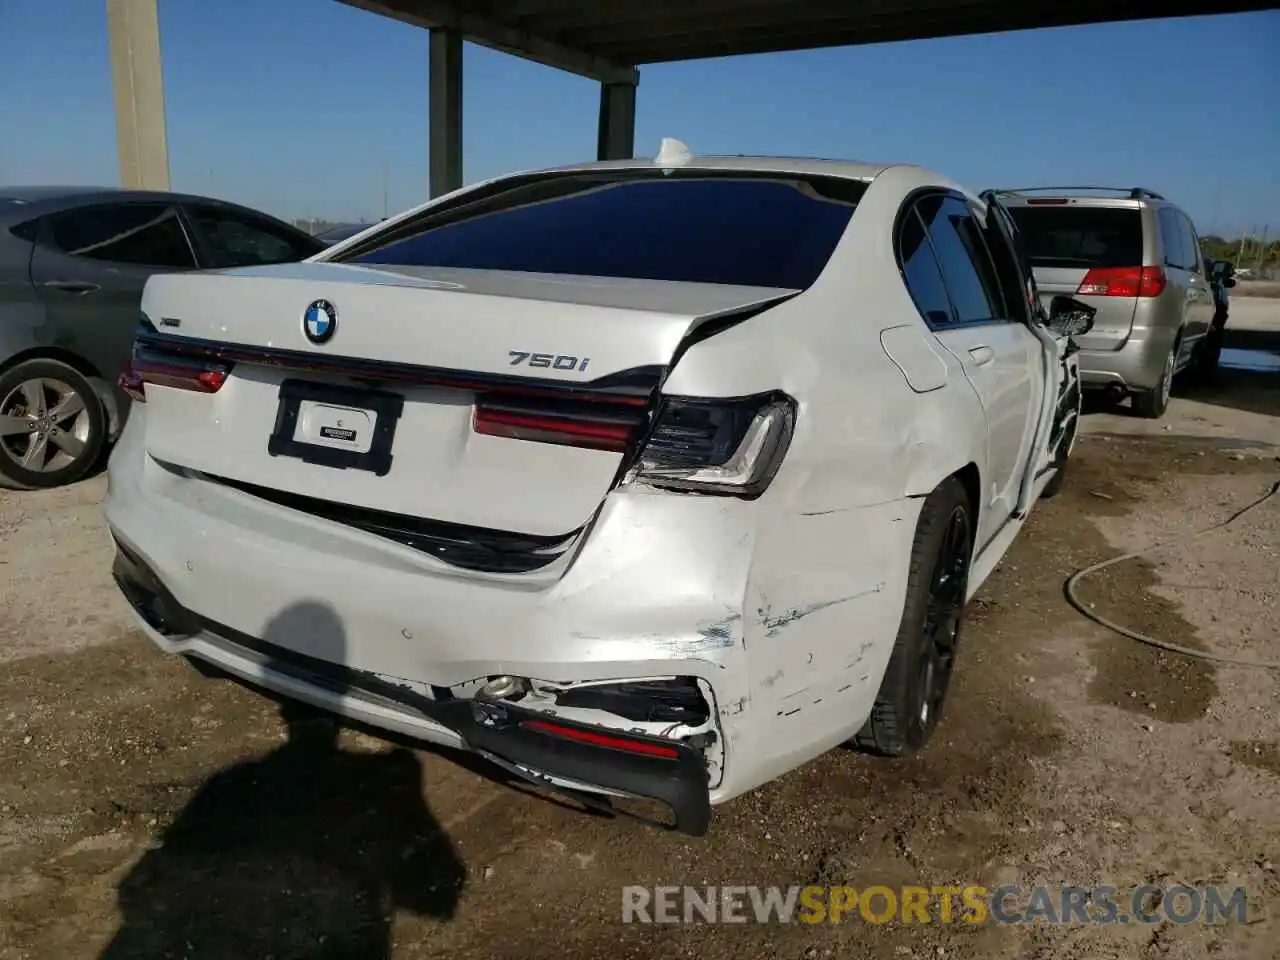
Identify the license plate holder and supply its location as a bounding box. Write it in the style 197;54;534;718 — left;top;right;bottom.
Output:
268;379;404;476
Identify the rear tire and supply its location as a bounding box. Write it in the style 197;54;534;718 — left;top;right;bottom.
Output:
0;359;107;490
1131;339;1177;419
1040;457;1067;500
854;477;972;757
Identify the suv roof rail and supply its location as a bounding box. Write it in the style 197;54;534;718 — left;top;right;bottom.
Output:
993;186;1165;201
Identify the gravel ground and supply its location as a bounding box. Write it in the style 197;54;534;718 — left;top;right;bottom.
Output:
1;311;1278;960
1233;281;1280;299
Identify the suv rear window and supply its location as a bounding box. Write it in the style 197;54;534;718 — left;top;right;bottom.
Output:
346;173;864;290
1006;206;1143;269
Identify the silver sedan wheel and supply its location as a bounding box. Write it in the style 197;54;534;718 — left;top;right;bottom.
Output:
0;377;92;473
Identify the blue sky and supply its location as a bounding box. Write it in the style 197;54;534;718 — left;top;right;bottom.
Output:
1;1;1276;236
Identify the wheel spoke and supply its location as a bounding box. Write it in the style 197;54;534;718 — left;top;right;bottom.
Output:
917;505;971;731
945;515;962;558
931;512;969;598
49;429;86;458
0;414;31;437
48;392;85;423
20;380;46;417
20;432;50;469
927;600;963;630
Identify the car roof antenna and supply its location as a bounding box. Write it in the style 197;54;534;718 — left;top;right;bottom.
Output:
655;137;693;170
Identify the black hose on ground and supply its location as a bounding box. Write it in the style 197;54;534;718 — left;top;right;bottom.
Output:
1064;478;1280;670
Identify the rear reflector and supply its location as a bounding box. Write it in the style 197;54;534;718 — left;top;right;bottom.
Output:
1077;265;1166;298
118;346;232;402
519;719;680;759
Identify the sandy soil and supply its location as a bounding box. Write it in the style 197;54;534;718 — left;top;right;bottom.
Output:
1;310;1278;959
1232;281;1280;299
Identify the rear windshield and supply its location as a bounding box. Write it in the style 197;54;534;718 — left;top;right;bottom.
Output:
1006;205;1143;269
345;173;864;290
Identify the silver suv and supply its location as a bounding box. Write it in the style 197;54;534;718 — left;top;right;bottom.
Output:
997;187;1215;418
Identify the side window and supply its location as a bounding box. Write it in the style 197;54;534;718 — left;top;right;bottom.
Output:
897;205;954;327
1157;207;1190;270
44;203;195;268
1180;213;1203;275
979;202;1033;322
918;194;1002;324
185;206;320;268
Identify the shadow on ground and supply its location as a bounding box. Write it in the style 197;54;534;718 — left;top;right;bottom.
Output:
98;602;466;959
1079;326;1280;421
1177;326;1280;419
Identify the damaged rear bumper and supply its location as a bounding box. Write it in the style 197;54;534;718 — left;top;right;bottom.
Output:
111;540;714;835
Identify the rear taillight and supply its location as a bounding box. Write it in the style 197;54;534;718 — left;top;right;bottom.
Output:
624;392;796;498
472;390;796;498
118;346;233;403
1077;265;1166;298
472;397;646;453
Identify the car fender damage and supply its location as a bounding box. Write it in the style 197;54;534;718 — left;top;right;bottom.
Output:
694;611;744;650
758;589;883;638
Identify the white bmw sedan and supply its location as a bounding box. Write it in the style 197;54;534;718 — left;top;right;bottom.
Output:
104;145;1091;835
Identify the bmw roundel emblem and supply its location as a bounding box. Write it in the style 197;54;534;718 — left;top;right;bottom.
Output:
303;299;337;344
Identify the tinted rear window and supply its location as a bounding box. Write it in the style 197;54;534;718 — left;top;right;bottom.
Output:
1006;206;1143;268
348;174;863;290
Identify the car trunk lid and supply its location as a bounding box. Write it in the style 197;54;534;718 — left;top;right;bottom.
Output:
133;262;795;539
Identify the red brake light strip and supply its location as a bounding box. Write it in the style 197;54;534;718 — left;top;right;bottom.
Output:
472;401;643;453
118;351;231;401
520;719;680;759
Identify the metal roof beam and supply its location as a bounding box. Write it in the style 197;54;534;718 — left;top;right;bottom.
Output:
551;0;963;46
589;1;1187;62
502;0;780;23
537;0;859;38
338;0;638;84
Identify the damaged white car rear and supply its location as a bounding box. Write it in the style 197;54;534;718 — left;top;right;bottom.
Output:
104;149;1092;835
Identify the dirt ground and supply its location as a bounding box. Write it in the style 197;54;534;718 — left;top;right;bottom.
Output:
1234;281;1280;299
2;308;1279;960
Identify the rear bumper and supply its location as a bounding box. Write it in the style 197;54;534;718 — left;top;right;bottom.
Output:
104;405;913;830
111;538;713;834
1076;325;1178;393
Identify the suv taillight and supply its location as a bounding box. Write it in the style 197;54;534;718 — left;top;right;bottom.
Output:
118;346;233;403
623;392;796;498
1077;265;1166;298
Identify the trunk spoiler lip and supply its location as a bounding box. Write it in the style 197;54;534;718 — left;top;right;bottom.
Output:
132;323;662;407
132;283;798;407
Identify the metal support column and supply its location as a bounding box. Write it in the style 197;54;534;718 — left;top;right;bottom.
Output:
596;81;637;161
429;28;463;199
106;0;170;190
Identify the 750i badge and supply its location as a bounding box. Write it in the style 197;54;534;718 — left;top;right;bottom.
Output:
508;351;591;373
